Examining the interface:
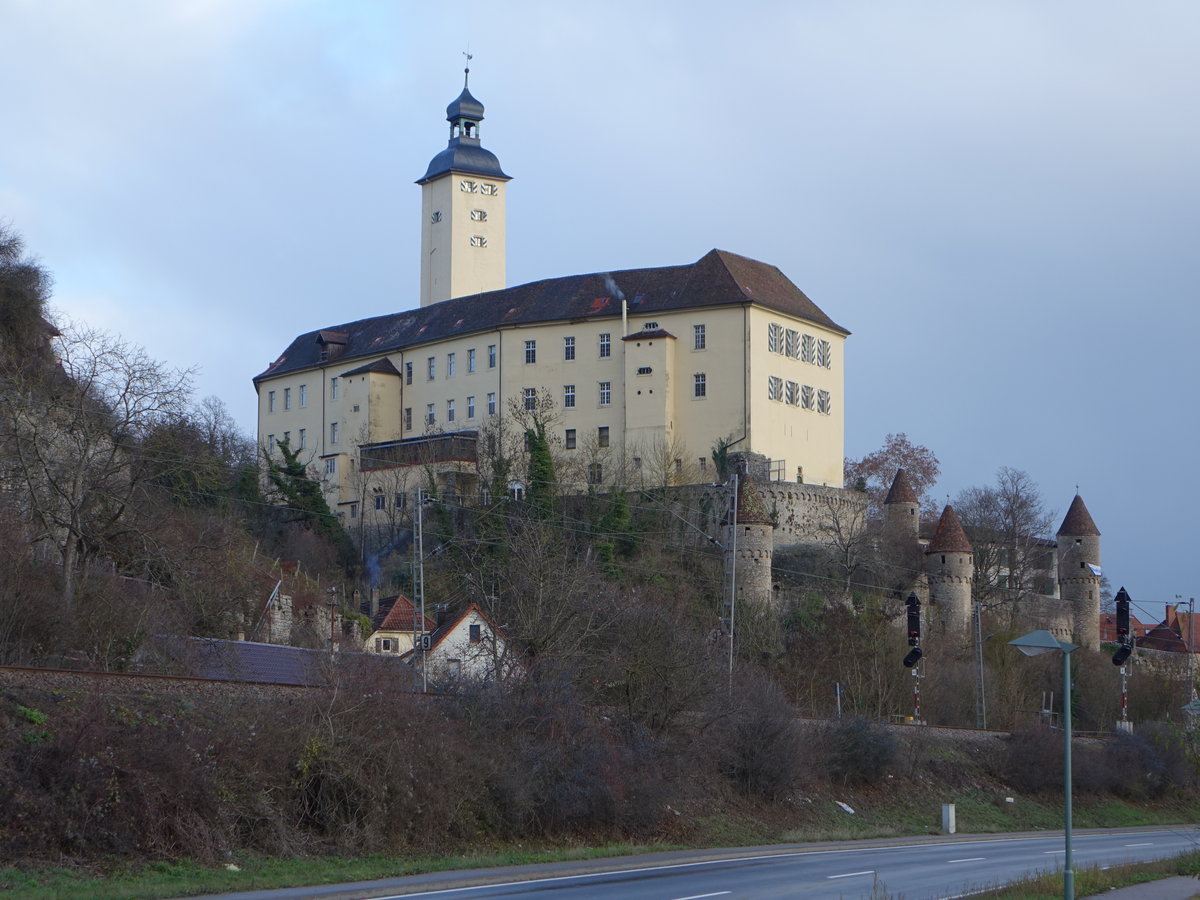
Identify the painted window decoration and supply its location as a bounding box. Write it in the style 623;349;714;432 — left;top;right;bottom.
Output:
470;209;487;221
817;339;832;369
785;380;800;406
801;384;815;410
785;329;799;359
767;322;783;354
768;375;783;402
469;235;488;248
817;389;832;414
801;333;815;364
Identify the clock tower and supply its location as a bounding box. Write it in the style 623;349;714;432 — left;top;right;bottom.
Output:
417;67;511;307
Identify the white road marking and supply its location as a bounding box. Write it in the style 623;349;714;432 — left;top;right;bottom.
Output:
672;893;732;900
948;857;986;863
828;870;875;879
1043;850;1065;854
1125;842;1154;847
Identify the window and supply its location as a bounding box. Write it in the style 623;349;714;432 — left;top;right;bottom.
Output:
467;348;476;372
404;407;412;431
488;344;497;368
801;384;815;410
587;463;603;485
674;458;682;474
698;457;707;472
330;377;339;399
817;339;832;368
817;389;832;414
523;387;537;411
599;333;611;358
425;403;435;426
487;392;497;415
374;495;386;511
636;366;652;375
447;352;456;376
267;390;276;412
469;623;482;642
801;333;815;363
467;395;476;418
563;384;575;408
283;431;290;444
469;235;487;247
395;492;407;509
470;208;487;221
694;323;706;350
768;323;783;354
599;381;612;406
430;210;441;224
598;426;609;448
632;457;642;470
405;362;412;385
325;457;336;474
786;329;799;359
427;356;435;380
694;373;706;398
447;398;456;422
266;434;274;450
564;336;575;360
330;421;339;443
349;503;358;519
785;380;800;406
298;428;306;449
284;387;292;410
565;428;577;449
299;384;307;408
524;339;536;364
768;376;783;401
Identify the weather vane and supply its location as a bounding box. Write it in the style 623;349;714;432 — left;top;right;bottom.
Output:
463;49;473;86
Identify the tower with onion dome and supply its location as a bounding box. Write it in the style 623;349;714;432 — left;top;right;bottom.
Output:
418;63;511;306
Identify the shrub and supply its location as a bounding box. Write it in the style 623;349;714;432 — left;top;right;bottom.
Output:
821;717;897;786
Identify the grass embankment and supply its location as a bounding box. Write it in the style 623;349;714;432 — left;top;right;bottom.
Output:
971;848;1200;898
4;794;1198;900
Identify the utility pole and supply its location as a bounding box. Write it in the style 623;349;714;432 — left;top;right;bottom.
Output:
414;487;429;693
973;600;987;730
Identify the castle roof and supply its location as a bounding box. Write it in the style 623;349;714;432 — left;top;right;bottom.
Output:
884;468;919;505
256;249;849;383
735;476;773;525
927;505;972;553
1057;494;1100;537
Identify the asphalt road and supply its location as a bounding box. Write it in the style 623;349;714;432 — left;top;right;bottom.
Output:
189;827;1200;900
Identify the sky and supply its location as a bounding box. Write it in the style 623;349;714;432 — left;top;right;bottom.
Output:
1;0;1197;615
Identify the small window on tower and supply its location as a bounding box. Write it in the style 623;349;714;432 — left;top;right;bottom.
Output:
430;210;442;223
470;209;487;221
469;235;488;248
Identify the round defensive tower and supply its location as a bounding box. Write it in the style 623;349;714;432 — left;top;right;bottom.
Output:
1057;493;1102;650
883;468;921;542
728;474;776;608
926;505;974;640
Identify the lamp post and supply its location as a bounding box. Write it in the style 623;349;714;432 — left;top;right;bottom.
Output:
1009;629;1079;900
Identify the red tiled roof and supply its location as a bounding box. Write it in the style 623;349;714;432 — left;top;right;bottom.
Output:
928;505;972;553
377;594;435;633
884;468;919;505
735;476;773;525
1057;494;1100;537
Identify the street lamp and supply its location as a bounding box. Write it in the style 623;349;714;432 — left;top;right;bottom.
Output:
1009;629;1079;900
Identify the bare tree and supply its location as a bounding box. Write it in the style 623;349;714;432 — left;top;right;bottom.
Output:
954;467;1055;617
845;433;940;519
0;323;193;606
815;494;871;604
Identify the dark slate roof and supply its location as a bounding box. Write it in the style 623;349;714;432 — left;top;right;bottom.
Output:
622;327;676;341
152;636;330;686
928;505;972;553
1057;494;1100;537
340;357;402;378
884;468;919;505
419;141;510;183
256;250;848;383
447;85;485;121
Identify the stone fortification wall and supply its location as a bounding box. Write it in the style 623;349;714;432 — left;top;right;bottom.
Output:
1020;594;1075;641
670;481;865;549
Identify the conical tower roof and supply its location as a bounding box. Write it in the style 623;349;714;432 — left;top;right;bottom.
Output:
884;468;919;505
928;505;972;553
735;476;773;525
1057;494;1100;537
